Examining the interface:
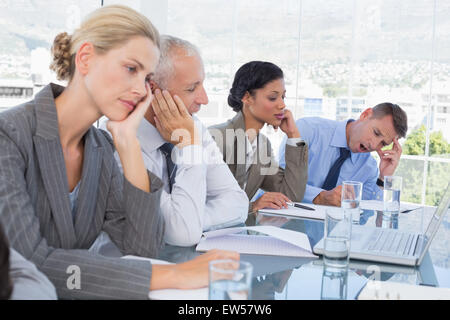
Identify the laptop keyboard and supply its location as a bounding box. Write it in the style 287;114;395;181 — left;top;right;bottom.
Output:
365;229;417;256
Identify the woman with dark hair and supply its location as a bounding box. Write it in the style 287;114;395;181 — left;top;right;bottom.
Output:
209;61;308;214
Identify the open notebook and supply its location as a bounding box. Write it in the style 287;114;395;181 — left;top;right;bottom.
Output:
196;226;317;258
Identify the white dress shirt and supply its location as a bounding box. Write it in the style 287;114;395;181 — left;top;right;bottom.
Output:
100;117;249;247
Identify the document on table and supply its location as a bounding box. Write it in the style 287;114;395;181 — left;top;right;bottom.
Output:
360;200;421;212
121;255;208;300
258;201;422;221
258;203;327;220
196;225;318;258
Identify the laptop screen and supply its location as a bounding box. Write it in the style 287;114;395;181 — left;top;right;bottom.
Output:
419;182;450;263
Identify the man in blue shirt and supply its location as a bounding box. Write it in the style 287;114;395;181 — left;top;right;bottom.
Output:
279;102;408;206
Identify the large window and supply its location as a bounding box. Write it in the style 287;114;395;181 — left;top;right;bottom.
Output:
166;0;450;208
0;1;448;206
0;0;100;110
0;0;448;271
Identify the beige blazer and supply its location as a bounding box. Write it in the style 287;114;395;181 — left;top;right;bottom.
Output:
208;111;308;212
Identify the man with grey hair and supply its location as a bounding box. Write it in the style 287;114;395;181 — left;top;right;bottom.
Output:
121;35;248;246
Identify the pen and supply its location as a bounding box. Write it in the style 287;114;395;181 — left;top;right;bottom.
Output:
400;207;421;214
287;202;315;211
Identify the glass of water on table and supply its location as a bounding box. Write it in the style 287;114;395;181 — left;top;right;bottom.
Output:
323;208;352;269
383;176;402;218
341;181;363;224
209;260;253;300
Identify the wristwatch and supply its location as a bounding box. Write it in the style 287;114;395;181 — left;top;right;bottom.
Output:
376;178;384;187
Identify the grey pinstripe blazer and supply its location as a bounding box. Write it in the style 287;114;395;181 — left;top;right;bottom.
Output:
208;111;308;212
0;83;165;299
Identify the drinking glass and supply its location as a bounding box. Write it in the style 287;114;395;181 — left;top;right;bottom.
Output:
320;264;348;300
323;208;352;269
383;176;402;218
209;260;253;300
341;181;363;224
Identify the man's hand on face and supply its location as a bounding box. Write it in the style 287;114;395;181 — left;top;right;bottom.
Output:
151;89;199;147
376;137;402;180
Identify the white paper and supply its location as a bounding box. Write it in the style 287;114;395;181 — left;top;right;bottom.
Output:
121;255;208;300
360;200;421;212
196;226;317;258
258;203;327;220
259;201;422;221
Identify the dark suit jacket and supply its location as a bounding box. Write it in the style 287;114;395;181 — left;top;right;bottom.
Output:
0;83;165;299
208;111;308;212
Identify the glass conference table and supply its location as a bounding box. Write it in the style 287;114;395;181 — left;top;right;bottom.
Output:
156;206;450;300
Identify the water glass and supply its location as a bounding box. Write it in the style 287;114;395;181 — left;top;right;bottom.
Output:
323;208;352;269
209;260;253;300
320;264;348;300
341;181;363;224
381;213;399;230
383;176;402;218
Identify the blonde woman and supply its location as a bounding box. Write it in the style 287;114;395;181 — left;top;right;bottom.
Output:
0;5;238;300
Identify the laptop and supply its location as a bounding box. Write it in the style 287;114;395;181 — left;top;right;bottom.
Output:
313;182;450;266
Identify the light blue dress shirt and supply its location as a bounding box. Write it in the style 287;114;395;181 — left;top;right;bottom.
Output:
69;181;80;222
279;117;383;203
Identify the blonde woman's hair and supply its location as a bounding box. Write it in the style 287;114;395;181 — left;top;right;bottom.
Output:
50;5;160;81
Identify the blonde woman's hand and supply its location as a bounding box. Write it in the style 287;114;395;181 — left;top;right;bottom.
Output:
107;82;153;150
150;249;240;290
278;109;300;139
106;82;152;192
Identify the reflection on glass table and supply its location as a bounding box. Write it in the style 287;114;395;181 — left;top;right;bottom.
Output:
320;265;349;300
257;205;448;284
252;269;293;300
150;205;450;299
